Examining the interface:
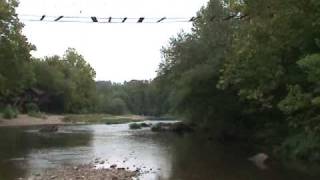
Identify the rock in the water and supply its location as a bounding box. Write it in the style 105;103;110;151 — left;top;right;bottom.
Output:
110;164;117;169
50;175;57;179
248;153;269;170
39;126;58;133
140;123;151;128
151;122;194;133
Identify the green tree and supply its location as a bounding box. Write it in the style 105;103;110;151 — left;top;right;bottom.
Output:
0;0;34;104
32;49;97;113
157;0;243;137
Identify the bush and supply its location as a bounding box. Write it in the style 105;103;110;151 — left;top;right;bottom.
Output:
278;133;320;162
129;123;141;129
25;102;46;119
2;105;18;119
26;102;40;113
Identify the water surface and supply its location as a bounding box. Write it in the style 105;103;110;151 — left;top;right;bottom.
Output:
0;121;319;180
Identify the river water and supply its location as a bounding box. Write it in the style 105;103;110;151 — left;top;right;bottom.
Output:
0;121;319;180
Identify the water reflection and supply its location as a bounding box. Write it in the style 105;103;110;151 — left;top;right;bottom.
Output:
0;126;93;179
87;124;173;179
0;123;319;180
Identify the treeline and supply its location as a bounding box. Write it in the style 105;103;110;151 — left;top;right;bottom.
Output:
31;50;97;113
0;1;96;114
96;80;168;116
1;48;97;114
0;1;165;116
155;0;320;161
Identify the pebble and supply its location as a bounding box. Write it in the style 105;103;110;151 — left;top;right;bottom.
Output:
111;176;118;180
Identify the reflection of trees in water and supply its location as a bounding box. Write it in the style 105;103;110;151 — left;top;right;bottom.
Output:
0;160;27;180
0;127;93;158
21;131;93;149
167;134;315;180
0;127;93;180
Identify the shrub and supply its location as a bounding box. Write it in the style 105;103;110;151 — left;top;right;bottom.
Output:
278;133;320;162
129;123;141;129
26;102;40;113
2;105;18;119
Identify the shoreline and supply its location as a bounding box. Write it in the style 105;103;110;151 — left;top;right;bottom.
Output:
0;114;66;127
0;114;148;127
19;164;138;180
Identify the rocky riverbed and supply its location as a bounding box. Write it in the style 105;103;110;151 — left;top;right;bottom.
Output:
18;164;138;180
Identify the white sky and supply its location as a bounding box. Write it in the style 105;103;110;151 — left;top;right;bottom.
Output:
16;0;209;82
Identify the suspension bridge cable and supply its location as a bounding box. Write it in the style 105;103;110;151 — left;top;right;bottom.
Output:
18;14;247;24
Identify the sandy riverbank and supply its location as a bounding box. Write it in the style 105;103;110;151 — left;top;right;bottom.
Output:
0;114;148;127
0;114;66;127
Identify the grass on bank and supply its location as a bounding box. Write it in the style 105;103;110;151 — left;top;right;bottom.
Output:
63;114;146;125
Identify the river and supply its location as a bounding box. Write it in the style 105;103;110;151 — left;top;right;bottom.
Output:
0;121;319;180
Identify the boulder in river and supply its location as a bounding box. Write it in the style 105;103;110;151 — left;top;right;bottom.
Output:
39;125;58;133
140;123;151;128
110;164;117;169
151;123;170;132
151;122;194;133
248;153;269;170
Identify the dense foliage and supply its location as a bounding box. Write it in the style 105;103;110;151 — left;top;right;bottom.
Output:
0;0;34;104
96;80;165;116
156;1;244;137
156;0;320;161
31;48;97;113
0;1;97;114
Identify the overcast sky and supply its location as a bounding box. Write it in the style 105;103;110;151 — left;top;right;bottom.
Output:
16;0;209;82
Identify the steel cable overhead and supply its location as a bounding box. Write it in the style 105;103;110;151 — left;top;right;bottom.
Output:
18;14;247;24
